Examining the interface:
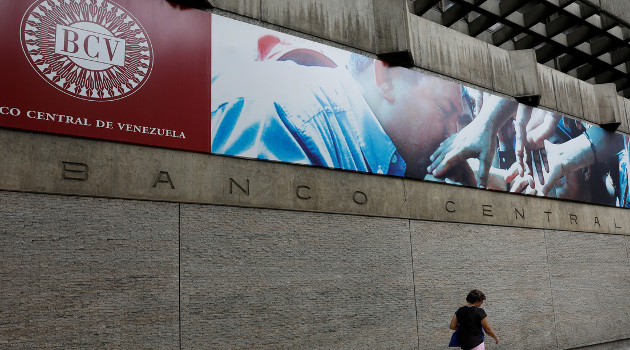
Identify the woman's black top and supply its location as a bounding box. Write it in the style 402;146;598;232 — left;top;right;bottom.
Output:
455;305;487;350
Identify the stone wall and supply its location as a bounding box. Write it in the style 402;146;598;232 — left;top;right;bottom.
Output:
2;190;629;349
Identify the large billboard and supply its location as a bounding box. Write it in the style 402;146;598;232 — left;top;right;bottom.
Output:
0;0;211;152
210;15;630;209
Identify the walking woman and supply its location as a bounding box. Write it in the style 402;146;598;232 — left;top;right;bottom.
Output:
449;289;499;349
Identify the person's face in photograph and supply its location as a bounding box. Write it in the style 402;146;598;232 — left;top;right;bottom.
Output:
381;67;466;175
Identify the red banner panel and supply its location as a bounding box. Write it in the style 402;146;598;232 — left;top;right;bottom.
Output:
0;0;211;152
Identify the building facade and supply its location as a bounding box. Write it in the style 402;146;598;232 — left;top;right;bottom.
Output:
2;0;630;349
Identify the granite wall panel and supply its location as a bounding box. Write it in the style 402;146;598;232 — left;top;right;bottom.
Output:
545;230;630;349
180;204;417;349
0;192;179;349
411;221;557;350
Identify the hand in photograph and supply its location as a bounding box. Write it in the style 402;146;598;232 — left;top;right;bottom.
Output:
538;128;622;195
424;161;476;187
428;96;518;188
466;158;512;190
505;162;535;194
514;105;560;181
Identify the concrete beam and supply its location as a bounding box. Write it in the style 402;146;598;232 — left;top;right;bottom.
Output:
372;0;413;65
523;3;549;28
594;83;622;130
245;0;413;60
509;49;542;105
537;64;559;111
546;14;576;38
171;0;261;17
412;0;441;16
579;80;599;123
616;95;630;133
600;0;630;29
467;0;526;38
259;0;375;53
408;15;493;90
551;68;584;118
580;0;601;10
489;45;516;97
208;0;260;18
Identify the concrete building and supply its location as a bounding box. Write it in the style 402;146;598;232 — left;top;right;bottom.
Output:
2;0;630;349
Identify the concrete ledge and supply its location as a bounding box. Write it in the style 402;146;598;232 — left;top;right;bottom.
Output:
170;0;261;18
209;0;261;19
408;14;493;90
2;128;630;235
552;69;584;119
197;0;413;62
255;0;412;56
259;0;373;53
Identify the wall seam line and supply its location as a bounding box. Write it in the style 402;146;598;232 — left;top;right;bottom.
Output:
408;219;420;349
543;230;560;349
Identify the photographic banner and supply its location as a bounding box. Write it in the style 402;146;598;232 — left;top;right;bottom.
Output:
0;0;211;152
210;15;630;209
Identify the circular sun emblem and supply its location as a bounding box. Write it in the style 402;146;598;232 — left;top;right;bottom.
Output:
21;0;153;101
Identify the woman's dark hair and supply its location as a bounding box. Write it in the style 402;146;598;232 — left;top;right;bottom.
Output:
466;289;486;303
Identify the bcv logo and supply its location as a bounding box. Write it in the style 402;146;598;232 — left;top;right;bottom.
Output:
21;0;153;101
55;24;126;68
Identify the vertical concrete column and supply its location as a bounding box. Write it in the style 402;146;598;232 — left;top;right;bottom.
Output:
594;83;622;130
372;0;413;66
509;49;541;105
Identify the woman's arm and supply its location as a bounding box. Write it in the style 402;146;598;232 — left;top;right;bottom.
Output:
481;317;499;344
449;313;458;330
